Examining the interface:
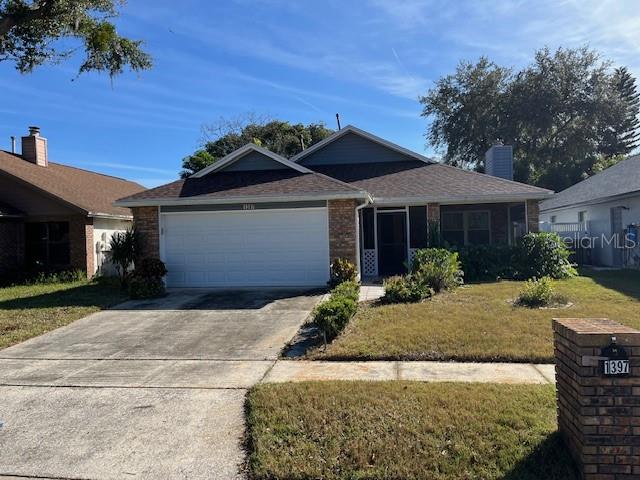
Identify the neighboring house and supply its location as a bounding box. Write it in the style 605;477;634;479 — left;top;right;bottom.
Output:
116;125;552;287
540;155;640;268
0;127;145;277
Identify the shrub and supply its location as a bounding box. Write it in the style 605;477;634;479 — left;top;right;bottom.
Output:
411;248;463;292
136;257;168;278
109;228;140;284
456;245;518;282
313;295;357;340
383;275;433;304
331;280;360;303
128;275;166;299
515;232;577;280
329;258;357;286
515;276;555;308
0;268;86;287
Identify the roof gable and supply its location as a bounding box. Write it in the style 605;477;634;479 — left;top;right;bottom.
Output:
191;144;311;177
292;125;433;166
541;155;640;211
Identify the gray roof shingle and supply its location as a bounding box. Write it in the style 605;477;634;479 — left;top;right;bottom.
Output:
540;155;640;211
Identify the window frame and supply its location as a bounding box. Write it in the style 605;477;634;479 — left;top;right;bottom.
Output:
441;210;492;246
25;221;71;268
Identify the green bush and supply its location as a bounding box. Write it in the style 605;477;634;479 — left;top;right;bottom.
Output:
109;228;140;284
456;245;518;282
331;280;360;303
128;275;166;299
136;257;168;278
411;248;463;292
383;275;433;303
313;295;357;340
515;276;555;308
329;258;357;286
515;232;577;280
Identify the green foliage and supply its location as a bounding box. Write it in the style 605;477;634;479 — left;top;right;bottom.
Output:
515;277;555;308
128;275;165;300
330;280;360;303
411;248;463;293
330;258;357;286
383;275;433;304
0;0;151;76
456;244;518;282
313;286;358;340
135;257;168;278
0;267;86;287
180;117;333;177
516;233;577;280
108;228;139;283
420;46;638;191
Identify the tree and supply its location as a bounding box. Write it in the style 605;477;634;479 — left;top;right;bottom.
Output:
0;0;151;76
180;117;334;178
420;47;637;191
601;67;640;155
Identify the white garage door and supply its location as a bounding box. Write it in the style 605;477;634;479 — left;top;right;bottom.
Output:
161;207;330;287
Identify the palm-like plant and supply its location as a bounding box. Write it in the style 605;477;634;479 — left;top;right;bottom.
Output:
109;228;139;284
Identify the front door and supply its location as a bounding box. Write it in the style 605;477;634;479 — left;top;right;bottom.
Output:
377;211;408;276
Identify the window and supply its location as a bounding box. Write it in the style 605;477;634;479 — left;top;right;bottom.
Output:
25;222;70;267
551;215;557;224
578;211;587;223
442;211;491;247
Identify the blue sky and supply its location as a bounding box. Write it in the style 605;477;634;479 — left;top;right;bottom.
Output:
2;0;639;187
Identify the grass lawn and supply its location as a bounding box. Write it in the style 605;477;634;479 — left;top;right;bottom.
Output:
247;381;577;480
0;280;127;350
313;269;640;363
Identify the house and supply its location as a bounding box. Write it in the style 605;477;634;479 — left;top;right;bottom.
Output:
115;125;553;287
540;155;640;268
0;127;145;277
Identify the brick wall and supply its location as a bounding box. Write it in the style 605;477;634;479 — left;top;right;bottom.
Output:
68;215;93;276
527;199;540;233
132;206;160;259
328;199;358;265
553;318;640;480
0;220;24;273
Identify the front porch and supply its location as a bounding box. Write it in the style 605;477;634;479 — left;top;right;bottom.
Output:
358;201;539;277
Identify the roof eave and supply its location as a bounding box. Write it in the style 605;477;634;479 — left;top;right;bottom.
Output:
114;191;370;207
540;189;640;213
372;192;553;205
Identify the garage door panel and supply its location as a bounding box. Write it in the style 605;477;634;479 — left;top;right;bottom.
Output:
161;208;330;287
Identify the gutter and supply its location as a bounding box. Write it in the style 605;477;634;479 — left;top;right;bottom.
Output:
372;192;554;205
88;212;134;220
540;189;640;213
114;191;370;208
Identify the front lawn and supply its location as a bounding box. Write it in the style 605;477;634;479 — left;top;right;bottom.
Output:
246;381;577;480
0;280;127;350
313;269;640;363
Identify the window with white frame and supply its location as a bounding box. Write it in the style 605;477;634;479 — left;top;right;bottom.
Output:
441;210;491;246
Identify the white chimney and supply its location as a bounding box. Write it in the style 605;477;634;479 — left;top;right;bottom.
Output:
485;143;513;180
21;126;48;167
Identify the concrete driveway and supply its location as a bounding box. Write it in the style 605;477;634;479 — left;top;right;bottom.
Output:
0;288;322;480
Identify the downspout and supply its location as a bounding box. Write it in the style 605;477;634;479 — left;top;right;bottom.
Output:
355;194;373;281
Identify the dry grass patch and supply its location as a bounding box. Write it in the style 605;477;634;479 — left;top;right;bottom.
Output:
313;270;640;363
246;381;577;480
0;280;127;350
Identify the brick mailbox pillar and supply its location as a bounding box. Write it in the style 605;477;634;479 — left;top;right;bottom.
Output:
553;318;640;479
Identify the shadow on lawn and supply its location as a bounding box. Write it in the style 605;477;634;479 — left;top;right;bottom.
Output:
501;432;579;480
0;283;126;311
580;268;640;301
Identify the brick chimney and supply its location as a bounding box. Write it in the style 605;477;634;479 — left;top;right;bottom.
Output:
21;126;48;167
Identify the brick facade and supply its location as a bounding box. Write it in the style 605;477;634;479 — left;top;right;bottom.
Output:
132;206;160;259
328;199;359;265
68;215;94;276
527;199;540;233
553;318;640;480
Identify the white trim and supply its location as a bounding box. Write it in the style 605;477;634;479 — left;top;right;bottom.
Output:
87;212;133;220
115;191;369;207
373;192;553;204
291;124;434;164
191;144;312;178
405;205;411;269
354;199;371;280
160;206;326;215
540;189;640;213
524;200;529;233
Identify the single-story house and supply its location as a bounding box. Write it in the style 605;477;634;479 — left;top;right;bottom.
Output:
540;155;640;268
0;127;145;277
116;125;553;287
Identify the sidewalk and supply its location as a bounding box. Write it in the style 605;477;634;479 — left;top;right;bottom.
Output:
262;360;555;385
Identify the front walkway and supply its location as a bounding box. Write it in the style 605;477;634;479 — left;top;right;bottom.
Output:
263;360;556;384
